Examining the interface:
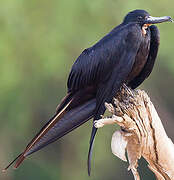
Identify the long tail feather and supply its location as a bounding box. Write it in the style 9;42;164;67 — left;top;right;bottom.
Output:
3;98;96;171
87;126;97;176
2;153;23;172
13;154;26;169
25;100;72;154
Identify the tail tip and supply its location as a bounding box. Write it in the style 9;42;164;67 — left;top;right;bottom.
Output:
13;155;25;169
88;168;91;176
87;152;92;177
2;169;6;173
2;153;25;172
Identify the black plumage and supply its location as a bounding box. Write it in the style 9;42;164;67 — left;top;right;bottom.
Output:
3;9;172;175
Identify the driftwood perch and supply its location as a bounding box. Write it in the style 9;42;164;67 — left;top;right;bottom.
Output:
94;85;174;180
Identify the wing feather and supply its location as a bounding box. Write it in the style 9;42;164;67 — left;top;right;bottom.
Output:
68;23;143;94
88;23;143;175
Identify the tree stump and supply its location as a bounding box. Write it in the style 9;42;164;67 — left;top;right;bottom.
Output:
94;85;174;180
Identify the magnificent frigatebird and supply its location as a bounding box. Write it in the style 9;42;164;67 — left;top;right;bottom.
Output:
3;10;172;175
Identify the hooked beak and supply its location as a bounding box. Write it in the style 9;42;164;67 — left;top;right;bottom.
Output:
145;16;173;24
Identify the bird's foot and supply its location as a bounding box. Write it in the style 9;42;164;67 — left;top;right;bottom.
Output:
94;120;104;128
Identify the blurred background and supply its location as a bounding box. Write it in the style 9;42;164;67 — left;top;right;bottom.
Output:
0;0;174;180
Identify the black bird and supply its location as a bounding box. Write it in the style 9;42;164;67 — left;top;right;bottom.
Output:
3;10;172;175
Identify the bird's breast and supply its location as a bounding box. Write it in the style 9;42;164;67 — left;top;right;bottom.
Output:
127;33;150;82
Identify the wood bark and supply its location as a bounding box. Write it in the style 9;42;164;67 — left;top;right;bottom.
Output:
95;85;174;180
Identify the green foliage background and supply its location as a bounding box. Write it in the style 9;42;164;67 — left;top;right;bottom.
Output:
0;1;174;180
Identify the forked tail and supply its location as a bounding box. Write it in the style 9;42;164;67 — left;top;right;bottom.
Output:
3;97;96;172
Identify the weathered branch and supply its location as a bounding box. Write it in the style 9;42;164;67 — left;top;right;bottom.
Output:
95;85;174;180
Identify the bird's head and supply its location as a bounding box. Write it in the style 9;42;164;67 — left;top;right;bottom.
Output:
123;9;172;26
